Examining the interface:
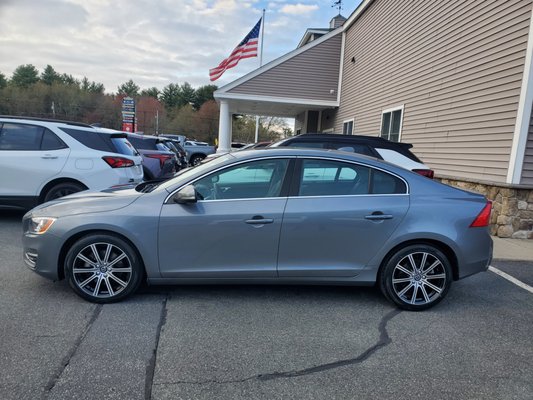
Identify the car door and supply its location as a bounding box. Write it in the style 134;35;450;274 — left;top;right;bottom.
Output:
0;123;70;197
158;158;292;278
277;158;409;277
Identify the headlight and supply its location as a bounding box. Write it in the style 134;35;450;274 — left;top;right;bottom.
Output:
28;217;56;234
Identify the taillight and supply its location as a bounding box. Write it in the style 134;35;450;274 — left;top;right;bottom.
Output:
145;153;172;168
470;201;492;227
102;156;134;168
413;169;434;179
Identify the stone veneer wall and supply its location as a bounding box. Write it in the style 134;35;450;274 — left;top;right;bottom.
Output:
437;177;533;239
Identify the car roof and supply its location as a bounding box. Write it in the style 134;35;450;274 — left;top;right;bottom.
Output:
0;115;94;128
286;133;414;149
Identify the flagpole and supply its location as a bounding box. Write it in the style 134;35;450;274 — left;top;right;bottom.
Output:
254;9;265;143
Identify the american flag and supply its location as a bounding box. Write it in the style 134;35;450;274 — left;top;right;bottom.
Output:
209;17;262;82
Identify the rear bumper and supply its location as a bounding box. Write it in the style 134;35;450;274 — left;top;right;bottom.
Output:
456;232;493;280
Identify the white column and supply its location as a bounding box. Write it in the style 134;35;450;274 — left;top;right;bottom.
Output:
217;100;232;153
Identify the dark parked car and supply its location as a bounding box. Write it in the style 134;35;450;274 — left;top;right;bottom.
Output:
22;148;492;310
159;138;188;168
271;133;434;178
125;133;179;181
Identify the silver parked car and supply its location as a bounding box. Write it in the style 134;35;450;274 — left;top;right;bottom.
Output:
22;149;493;310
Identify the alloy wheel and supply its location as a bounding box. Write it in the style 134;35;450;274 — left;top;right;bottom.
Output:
391;251;447;306
72;242;132;298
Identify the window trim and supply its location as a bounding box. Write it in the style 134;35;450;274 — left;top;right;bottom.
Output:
380;104;404;142
342;118;354;135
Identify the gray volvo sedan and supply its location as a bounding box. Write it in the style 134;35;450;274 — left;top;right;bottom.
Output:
22;148;493;311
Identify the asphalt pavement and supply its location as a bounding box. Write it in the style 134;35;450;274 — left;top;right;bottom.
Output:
0;209;532;400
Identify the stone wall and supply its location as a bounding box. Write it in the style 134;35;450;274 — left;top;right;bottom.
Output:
437;178;533;239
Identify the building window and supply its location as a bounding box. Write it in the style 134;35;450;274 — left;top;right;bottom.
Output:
380;106;403;142
342;119;354;135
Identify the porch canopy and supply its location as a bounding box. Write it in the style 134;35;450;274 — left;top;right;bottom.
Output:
213;28;343;152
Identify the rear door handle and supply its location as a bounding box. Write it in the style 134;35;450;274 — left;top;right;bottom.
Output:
41;154;58;159
245;216;274;225
365;212;393;221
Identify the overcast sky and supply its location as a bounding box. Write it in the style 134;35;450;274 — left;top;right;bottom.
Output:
0;0;361;93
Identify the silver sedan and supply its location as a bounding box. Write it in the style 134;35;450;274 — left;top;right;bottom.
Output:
22;148;492;311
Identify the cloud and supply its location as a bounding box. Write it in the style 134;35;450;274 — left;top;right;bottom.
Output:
0;0;357;92
279;3;319;15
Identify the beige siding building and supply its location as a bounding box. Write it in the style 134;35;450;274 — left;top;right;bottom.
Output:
215;0;533;238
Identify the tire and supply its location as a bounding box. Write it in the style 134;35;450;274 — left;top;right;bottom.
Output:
64;233;144;303
43;182;85;202
190;154;206;166
379;244;452;311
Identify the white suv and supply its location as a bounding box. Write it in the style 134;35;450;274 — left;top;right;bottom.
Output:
0;117;143;209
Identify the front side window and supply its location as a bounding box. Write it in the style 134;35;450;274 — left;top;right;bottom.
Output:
380;107;403;142
342;119;354;135
0;123;44;150
298;159;407;196
193;159;289;200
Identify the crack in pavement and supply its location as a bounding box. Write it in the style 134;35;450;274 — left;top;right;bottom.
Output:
145;294;169;400
154;308;401;387
42;304;103;398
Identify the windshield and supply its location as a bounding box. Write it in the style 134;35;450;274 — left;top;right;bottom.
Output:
111;138;139;156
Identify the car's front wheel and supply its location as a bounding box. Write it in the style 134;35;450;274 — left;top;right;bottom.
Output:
379;244;452;311
65;233;143;303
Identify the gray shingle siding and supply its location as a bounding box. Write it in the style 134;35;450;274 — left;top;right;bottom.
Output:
229;34;342;102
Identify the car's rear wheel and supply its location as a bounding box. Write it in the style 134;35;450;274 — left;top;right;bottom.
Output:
43;182;85;202
190;154;206;166
65;234;143;303
379;244;452;311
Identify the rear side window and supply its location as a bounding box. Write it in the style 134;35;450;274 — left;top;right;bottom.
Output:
111;138;138;156
60;128;113;152
0;123;44;150
329;142;375;157
41;129;67;150
371;169;407;194
298;159;407;196
285;141;326;149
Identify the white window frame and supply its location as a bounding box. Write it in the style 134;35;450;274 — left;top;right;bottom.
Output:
342;118;354;135
380;105;404;142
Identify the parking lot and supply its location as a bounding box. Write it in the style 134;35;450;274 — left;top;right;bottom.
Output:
1;209;532;400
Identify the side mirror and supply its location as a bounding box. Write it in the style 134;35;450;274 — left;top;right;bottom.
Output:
173;185;197;204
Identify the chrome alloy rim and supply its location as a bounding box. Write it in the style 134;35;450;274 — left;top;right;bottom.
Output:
392;252;447;305
72;243;132;298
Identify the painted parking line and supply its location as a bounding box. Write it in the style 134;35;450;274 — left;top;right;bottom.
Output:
489;266;533;294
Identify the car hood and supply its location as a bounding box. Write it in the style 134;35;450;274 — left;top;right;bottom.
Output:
27;187;142;218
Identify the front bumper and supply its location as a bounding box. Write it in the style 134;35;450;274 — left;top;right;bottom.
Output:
22;231;63;281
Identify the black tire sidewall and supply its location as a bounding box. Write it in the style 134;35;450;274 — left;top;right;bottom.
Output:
380;244;452;311
190;155;205;165
64;233;143;303
44;182;84;202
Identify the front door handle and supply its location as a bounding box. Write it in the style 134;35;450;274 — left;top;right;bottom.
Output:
245;215;274;224
365;212;393;221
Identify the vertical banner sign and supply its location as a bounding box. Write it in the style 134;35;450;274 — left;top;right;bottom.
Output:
121;97;136;132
